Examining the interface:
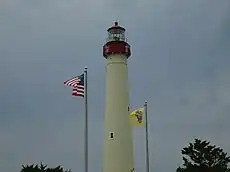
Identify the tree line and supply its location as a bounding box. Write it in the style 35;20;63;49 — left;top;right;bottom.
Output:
20;138;230;172
21;164;70;172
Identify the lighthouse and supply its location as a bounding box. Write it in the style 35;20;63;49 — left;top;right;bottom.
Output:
102;22;135;172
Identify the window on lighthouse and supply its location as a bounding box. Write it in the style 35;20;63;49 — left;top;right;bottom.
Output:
109;132;114;139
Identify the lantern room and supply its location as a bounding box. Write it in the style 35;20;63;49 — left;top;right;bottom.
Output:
103;22;131;59
107;21;126;42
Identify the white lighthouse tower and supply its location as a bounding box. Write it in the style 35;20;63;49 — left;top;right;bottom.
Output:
102;22;135;172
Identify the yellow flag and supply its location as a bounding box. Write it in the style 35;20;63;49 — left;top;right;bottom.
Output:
129;108;145;126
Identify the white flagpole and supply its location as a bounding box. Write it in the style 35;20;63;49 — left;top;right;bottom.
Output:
144;101;150;172
84;66;88;172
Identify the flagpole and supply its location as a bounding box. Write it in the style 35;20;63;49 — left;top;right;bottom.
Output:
144;101;150;172
84;66;88;172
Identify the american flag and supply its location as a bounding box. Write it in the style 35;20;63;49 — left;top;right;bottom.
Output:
64;74;84;97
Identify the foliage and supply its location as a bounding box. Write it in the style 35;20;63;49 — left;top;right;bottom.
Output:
21;163;71;172
177;138;230;172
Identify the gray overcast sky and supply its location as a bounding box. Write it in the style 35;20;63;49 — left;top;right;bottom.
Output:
0;0;230;171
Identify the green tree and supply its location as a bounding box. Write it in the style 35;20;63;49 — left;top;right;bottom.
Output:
46;165;71;172
21;164;41;172
177;139;230;172
21;163;70;172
